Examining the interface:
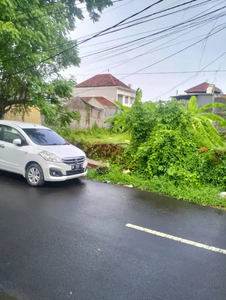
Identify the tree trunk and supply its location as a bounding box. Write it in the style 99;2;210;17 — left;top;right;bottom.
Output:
0;104;6;120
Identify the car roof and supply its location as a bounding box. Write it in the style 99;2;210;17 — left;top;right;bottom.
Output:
0;120;47;129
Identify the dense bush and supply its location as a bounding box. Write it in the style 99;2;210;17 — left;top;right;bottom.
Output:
61;136;125;164
124;93;226;187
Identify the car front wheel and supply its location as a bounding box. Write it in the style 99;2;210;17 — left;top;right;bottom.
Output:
26;163;45;187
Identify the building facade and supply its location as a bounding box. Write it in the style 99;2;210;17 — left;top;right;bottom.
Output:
171;82;223;107
73;74;136;108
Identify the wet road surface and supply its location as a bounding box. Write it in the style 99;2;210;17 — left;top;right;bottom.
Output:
0;171;226;300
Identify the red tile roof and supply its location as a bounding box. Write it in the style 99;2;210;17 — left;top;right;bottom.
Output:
76;74;131;89
82;97;92;102
82;97;117;108
185;82;221;93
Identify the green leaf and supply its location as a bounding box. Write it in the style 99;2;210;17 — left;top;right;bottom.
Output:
198;102;225;113
188;96;198;113
114;100;131;112
0;0;111;119
201;113;226;125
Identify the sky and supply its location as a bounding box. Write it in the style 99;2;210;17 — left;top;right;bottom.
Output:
62;0;226;101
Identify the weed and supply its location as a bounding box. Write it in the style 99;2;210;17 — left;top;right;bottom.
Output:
87;166;225;208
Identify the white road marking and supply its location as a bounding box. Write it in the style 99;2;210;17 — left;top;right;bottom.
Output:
125;223;226;255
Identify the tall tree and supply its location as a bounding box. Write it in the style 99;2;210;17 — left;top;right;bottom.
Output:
0;0;112;123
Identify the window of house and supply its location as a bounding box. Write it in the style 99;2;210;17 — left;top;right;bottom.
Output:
117;94;123;104
130;97;134;105
125;96;129;104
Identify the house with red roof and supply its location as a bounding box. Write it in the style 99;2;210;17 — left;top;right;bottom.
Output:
73;74;136;108
171;82;223;107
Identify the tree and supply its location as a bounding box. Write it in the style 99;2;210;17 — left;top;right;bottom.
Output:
0;0;112;123
183;96;226;149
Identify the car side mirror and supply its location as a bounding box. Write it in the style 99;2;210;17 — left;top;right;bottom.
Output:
13;138;22;146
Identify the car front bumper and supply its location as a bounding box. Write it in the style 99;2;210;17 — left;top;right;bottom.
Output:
42;161;88;182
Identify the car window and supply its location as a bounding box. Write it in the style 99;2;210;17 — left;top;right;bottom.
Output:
0;125;27;144
23;128;68;146
0;126;3;141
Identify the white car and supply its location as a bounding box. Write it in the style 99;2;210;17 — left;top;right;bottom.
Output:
0;120;87;186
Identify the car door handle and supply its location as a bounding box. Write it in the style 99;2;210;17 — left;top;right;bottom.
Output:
0;144;5;148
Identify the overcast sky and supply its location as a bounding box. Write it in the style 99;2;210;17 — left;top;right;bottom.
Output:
62;0;226;101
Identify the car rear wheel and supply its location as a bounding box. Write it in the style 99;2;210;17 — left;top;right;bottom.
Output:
26;163;45;187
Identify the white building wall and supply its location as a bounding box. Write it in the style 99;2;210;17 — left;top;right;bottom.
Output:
73;86;136;107
116;87;136;107
73;86;118;103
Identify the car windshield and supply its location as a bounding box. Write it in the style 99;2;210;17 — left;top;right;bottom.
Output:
23;128;68;146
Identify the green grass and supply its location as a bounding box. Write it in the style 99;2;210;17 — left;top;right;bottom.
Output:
85;133;130;144
59;128;130;144
86;166;226;209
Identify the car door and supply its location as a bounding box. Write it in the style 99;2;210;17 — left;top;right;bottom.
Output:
0;125;28;174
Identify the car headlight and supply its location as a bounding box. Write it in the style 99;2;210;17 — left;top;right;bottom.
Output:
39;151;62;163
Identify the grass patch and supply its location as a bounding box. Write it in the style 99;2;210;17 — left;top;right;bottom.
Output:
58;127;130;144
86;166;226;208
85;133;130;144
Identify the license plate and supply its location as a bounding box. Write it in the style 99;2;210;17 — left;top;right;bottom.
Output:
71;164;82;170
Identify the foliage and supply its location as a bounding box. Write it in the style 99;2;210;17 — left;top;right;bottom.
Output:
134;124;200;186
58;127;130;144
105;89;142;132
127;97;189;149
182;96;226;149
0;0;112;121
105;101;131;132
66;138;125;164
87;167;225;208
61;93;226;207
34;77;80;127
58;127;128;163
106;93;226;191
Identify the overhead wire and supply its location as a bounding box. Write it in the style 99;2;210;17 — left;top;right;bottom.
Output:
78;0;225;62
83;0;226;72
2;0;225;85
150;50;226;101
3;0;217;64
73;70;226;76
119;23;226;80
0;0;167;78
80;5;226;65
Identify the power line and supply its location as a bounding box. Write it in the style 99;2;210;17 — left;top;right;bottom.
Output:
85;0;214;39
2;0;217;64
2;0;225;83
87;31;213;71
119;24;226;80
0;0;165;79
83;0;225;72
150;51;226;101
72;70;226;75
77;0;164;46
80;7;226;66
76;0;136;26
79;1;225;63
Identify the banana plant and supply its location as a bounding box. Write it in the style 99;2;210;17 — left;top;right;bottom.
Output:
185;96;226;149
105;89;142;132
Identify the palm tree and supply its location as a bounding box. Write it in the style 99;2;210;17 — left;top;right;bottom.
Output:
185;96;226;149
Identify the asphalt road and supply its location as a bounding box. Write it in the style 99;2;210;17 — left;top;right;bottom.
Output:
0;171;226;300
